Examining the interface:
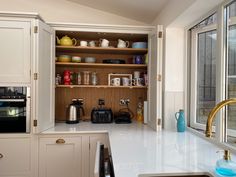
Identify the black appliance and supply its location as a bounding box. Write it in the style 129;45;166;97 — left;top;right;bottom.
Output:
114;112;132;124
91;108;113;123
0;87;30;133
102;59;125;64
91;99;113;123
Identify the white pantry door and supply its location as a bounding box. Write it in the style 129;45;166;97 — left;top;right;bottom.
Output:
0;20;31;84
33;20;55;133
148;25;163;131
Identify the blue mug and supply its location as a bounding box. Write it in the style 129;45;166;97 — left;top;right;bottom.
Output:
134;55;143;64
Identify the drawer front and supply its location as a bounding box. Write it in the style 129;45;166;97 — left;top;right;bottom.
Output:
0;138;31;176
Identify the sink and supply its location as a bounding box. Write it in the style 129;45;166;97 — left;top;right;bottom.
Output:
138;172;213;177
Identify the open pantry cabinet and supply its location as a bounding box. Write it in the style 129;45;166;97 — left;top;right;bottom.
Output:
50;23;163;130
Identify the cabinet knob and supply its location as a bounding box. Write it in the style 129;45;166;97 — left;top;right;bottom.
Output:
56;138;65;144
0;153;3;158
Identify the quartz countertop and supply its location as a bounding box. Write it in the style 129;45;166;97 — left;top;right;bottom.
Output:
42;122;230;177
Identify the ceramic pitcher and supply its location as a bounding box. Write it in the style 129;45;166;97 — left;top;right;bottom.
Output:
175;109;185;132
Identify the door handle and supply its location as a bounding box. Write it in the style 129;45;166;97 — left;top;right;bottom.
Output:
56;138;65;144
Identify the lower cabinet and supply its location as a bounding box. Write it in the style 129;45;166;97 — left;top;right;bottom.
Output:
0;136;32;177
39;136;83;177
38;133;109;177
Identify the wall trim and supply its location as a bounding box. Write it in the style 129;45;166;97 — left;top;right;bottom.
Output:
48;22;155;34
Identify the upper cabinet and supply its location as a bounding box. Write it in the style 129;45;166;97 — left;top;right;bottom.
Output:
0;20;31;84
51;23;163;130
0;13;55;133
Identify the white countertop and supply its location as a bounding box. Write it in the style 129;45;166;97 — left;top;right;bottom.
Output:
43;122;230;177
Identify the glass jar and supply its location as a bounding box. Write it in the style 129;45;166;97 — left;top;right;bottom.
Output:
77;72;81;85
83;71;90;85
91;72;98;85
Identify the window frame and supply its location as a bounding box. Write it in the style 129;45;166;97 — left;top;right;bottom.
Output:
190;24;217;131
188;0;236;143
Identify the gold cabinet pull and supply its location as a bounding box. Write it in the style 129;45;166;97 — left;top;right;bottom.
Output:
56;139;65;144
0;153;3;158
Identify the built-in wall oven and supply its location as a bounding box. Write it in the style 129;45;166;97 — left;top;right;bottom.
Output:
0;87;30;133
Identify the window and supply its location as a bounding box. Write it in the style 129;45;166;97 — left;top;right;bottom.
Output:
190;14;217;130
225;1;236;141
189;0;236;146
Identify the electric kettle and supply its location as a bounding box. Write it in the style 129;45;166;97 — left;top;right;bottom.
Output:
66;98;85;124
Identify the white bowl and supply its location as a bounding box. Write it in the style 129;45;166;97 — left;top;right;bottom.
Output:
85;57;96;63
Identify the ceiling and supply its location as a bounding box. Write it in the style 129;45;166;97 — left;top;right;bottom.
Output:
67;0;171;24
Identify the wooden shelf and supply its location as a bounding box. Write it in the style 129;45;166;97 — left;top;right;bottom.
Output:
56;62;147;69
56;46;148;54
56;85;148;89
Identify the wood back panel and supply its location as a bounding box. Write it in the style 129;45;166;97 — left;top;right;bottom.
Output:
55;87;147;122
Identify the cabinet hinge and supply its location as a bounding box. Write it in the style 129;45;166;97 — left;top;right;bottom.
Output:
158;31;163;38
34;26;38;33
34;73;38;80
157;118;162;126
33;120;38;127
157;74;162;81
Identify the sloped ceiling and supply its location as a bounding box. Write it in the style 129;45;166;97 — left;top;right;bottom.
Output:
67;0;171;24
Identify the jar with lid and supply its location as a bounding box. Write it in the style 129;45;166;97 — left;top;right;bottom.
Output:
77;72;82;85
55;74;62;85
83;71;90;85
91;72;98;85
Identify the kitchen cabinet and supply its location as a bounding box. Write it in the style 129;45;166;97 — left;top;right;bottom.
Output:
38;133;109;177
0;136;32;177
39;135;83;177
0;12;55;133
51;27;162;126
32;20;55;133
0;19;31;84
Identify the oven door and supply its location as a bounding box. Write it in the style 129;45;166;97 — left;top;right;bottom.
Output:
0;93;30;133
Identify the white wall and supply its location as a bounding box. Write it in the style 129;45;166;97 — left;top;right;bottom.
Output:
0;0;145;25
164;28;185;130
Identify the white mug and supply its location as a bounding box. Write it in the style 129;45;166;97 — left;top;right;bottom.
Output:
117;39;129;48
99;38;109;47
80;40;88;47
89;41;96;47
111;78;120;86
132;78;143;86
122;77;130;86
134;71;140;79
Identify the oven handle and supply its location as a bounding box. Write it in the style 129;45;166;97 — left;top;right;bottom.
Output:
0;99;25;102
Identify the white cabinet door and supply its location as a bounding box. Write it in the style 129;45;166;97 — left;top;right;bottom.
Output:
33;20;55;133
148;25;163;131
89;134;109;177
0;137;31;177
39;136;82;177
0;20;31;84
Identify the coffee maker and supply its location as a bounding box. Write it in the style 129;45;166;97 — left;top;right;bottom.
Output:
66;98;85;124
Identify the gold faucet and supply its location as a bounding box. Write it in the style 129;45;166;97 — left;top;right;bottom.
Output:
205;98;236;137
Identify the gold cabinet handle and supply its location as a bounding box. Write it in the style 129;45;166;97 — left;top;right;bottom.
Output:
0;153;3;158
56;138;65;144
